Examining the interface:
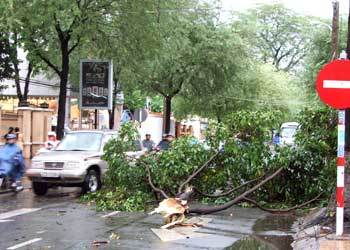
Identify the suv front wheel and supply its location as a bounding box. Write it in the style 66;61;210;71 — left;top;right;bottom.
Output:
81;169;101;194
32;182;48;196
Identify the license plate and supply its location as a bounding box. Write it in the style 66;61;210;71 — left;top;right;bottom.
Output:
41;171;60;178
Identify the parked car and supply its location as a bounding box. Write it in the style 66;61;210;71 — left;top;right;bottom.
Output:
280;122;300;146
26;130;145;195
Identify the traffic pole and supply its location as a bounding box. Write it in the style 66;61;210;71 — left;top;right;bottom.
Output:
336;110;345;236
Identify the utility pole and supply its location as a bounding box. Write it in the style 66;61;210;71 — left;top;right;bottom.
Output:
331;0;340;60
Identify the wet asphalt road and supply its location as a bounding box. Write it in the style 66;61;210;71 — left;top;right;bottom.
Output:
0;181;297;250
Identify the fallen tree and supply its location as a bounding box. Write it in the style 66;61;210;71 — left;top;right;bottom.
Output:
94;109;335;214
134;152;323;216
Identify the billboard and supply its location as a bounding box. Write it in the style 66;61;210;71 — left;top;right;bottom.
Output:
80;60;113;109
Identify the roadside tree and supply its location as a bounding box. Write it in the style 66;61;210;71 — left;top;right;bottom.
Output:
231;3;314;73
9;0;112;139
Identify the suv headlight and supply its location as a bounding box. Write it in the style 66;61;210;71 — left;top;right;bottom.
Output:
66;161;80;169
31;161;44;169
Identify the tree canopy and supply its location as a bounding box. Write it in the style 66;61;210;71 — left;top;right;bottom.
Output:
231;4;314;73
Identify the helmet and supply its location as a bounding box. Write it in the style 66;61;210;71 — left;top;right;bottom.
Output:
48;131;56;137
5;133;17;140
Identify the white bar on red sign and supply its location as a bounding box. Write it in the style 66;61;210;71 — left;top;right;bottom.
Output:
337;166;345;187
324;80;350;89
336;207;344;236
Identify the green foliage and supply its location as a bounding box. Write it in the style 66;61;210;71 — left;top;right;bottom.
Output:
225;110;282;143
301;18;348;99
89;122;154;211
123;90;146;111
81;187;153;212
149;96;163;113
144;136;211;195
0;36;13;83
102;122;141;186
266;106;337;203
232;3;314;72
87;108;336;211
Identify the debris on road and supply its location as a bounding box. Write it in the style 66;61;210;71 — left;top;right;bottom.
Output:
151;217;211;242
109;232;120;240
92;240;109;247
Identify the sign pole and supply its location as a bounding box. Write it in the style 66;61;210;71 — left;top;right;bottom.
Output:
315;54;350;236
336;110;345;236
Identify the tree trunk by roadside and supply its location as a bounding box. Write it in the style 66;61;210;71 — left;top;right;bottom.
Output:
164;95;171;134
56;39;69;140
9;32;33;107
331;1;339;60
109;106;115;129
23;62;33;101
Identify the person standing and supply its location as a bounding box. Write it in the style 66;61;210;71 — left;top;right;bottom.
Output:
121;105;133;124
142;134;155;151
43;131;59;150
156;134;175;151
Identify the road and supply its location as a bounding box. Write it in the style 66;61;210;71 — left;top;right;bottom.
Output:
0;181;297;250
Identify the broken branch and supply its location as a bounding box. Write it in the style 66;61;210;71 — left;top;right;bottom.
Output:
177;151;219;195
126;155;169;199
189;166;284;214
194;174;264;198
241;193;323;214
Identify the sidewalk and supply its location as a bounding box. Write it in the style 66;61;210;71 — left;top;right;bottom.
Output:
320;235;350;250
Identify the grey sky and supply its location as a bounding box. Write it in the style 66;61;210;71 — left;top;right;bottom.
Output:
221;0;349;19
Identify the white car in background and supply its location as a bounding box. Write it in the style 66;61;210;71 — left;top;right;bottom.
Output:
27;130;145;195
280;122;300;145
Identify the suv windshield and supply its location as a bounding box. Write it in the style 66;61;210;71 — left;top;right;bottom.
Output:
281;127;297;138
56;132;103;151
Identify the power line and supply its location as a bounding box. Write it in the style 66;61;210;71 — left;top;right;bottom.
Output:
17;77;78;91
11;77;309;106
1;76;79;94
103;6;231;15
221;94;312;106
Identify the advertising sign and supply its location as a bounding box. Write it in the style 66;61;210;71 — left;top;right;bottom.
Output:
80;60;113;109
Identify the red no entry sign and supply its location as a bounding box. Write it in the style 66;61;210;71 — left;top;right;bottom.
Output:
316;59;350;109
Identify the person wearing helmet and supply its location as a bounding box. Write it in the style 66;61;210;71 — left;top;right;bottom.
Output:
43;131;59;150
0;133;25;191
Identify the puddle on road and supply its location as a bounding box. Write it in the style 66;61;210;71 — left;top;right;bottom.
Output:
225;214;296;250
224;235;293;250
253;214;296;232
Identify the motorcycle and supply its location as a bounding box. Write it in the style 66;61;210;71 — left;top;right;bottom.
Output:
0;157;24;194
0;175;19;194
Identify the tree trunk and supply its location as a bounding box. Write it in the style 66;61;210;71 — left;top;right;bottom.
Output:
56;39;69;140
23;62;33;101
164;95;171;134
109;106;115;129
14;63;23;104
331;1;339;60
12;34;23;105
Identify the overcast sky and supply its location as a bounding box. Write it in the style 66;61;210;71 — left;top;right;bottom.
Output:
220;0;349;19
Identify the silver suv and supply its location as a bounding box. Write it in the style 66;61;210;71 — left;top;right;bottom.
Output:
26;130;145;195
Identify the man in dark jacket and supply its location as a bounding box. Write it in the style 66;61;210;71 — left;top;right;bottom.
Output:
156;134;174;151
